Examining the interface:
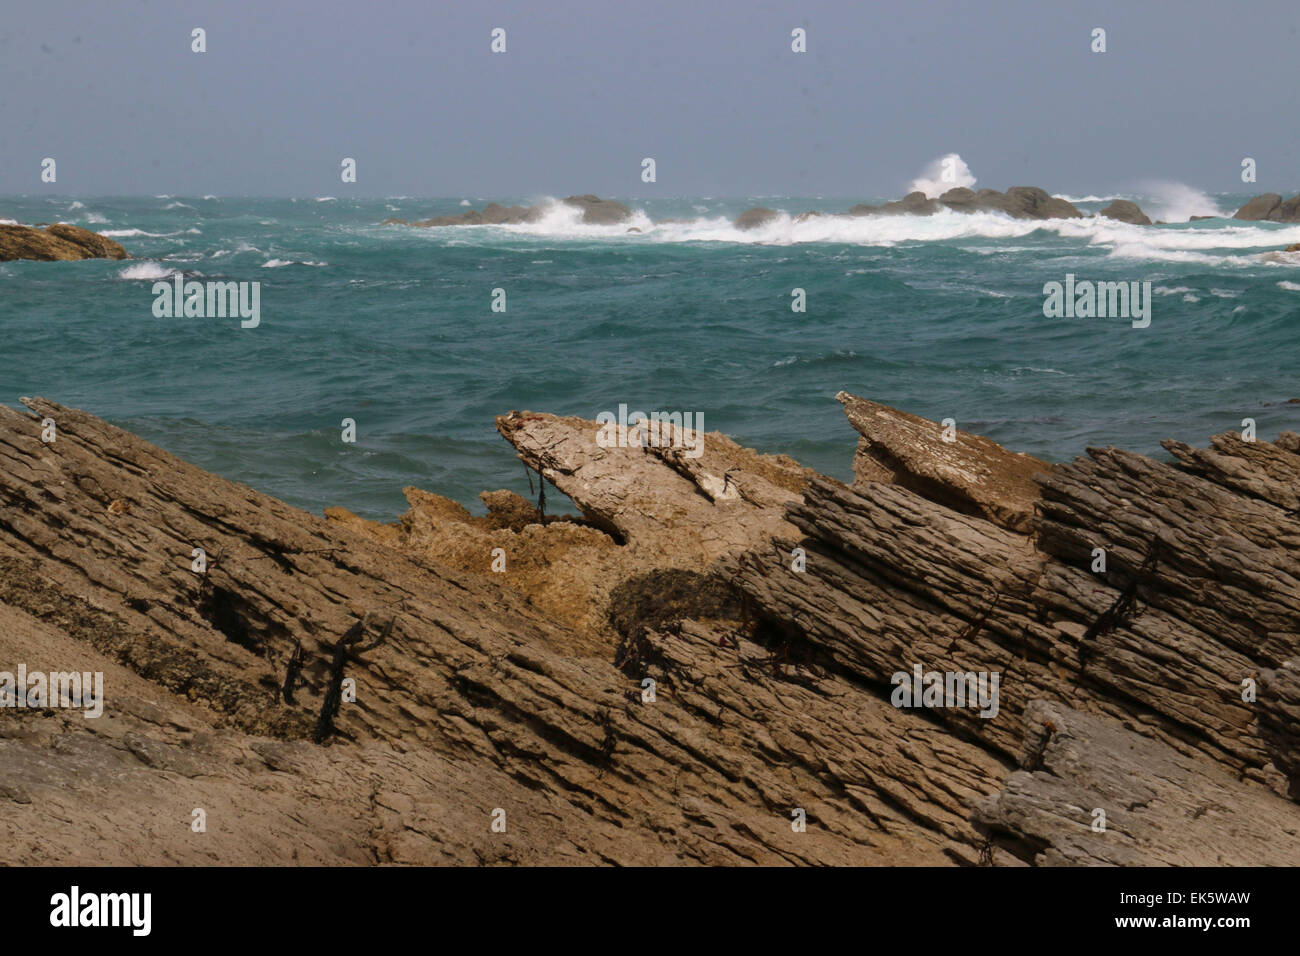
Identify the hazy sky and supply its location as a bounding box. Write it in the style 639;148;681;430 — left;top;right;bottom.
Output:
2;0;1296;197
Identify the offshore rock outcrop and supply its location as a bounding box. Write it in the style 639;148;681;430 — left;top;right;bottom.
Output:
0;222;131;262
389;195;633;228
1099;199;1153;226
1233;192;1300;222
731;187;1085;229
2;394;1298;865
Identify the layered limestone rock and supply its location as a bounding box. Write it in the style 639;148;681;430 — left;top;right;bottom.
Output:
972;700;1300;866
838;391;1048;533
725;395;1300;803
2;393;1298;866
3;398;988;865
330;410;813;654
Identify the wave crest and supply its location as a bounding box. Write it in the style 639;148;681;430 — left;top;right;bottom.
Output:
908;153;977;198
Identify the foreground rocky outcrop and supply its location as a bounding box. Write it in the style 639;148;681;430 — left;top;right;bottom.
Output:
2;394;1298;866
0;222;131;262
838;392;1048;533
973;700;1300;865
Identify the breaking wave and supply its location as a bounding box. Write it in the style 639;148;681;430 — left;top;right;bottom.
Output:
1135;181;1226;222
908;153;977;198
117;261;180;280
466;197;1300;265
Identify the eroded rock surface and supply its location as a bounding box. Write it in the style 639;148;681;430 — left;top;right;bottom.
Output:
0;222;131;261
838;391;1049;533
973;701;1300;866
3;393;1298;866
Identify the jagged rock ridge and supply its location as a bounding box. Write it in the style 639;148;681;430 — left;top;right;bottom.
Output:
1;394;1298;866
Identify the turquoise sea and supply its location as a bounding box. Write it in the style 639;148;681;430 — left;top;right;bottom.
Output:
3;192;1299;520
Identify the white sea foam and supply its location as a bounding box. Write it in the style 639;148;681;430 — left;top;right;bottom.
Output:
1278;281;1300;291
101;228;178;238
118;261;179;280
409;192;1300;265
1053;194;1122;203
83;212;108;224
1134;181;1225;222
908;153;977;198
261;258;327;268
68;201;85;210
163;201;194;210
315;196;337;202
